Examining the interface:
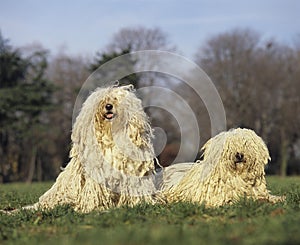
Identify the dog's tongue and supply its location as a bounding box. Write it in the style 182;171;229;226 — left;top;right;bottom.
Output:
106;113;113;119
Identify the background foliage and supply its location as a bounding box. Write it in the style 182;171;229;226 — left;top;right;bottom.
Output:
0;26;300;182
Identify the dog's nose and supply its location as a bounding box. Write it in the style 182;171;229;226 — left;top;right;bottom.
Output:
235;152;244;163
105;104;113;111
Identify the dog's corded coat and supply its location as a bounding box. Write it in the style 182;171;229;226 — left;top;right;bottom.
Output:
159;128;285;206
24;85;158;213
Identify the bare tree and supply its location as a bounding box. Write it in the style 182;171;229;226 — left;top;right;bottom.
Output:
196;28;261;128
104;26;177;87
195;28;300;175
106;26;176;53
45;52;90;175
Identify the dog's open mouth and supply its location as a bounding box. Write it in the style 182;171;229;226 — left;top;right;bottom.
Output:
104;112;115;120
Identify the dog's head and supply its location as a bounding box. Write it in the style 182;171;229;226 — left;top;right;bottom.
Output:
200;128;270;179
72;84;154;148
72;84;155;180
96;85;133;122
90;84;155;168
94;85;153;146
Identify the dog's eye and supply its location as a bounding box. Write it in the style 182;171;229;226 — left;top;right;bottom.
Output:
235;152;244;163
105;104;113;110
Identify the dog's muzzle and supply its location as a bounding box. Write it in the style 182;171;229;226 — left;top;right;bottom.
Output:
104;103;115;120
234;152;245;164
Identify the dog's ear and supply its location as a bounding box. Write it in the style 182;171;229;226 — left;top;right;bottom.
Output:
197;140;211;161
112;80;120;87
198;148;205;161
121;84;135;91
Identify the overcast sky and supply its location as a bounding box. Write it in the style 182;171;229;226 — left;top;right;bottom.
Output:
0;0;299;58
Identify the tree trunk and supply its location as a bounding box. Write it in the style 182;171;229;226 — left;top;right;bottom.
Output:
36;155;42;182
26;146;37;183
279;130;289;177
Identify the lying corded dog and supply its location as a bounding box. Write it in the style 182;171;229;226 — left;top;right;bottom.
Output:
158;128;285;206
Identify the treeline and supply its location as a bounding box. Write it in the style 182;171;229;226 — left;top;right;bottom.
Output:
0;26;299;183
198;29;300;176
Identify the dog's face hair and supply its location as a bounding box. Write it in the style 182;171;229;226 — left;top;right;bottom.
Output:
225;129;269;175
72;84;155;162
96;87;132;122
86;85;155;178
94;86;153;146
200;128;270;180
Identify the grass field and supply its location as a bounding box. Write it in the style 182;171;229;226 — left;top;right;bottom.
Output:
0;176;299;245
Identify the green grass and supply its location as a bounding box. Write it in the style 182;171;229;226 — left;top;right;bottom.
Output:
0;177;299;245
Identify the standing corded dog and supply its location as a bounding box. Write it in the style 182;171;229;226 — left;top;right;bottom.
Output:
21;84;159;213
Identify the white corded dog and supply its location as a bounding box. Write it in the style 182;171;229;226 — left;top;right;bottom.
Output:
159;128;285;206
21;84;158;213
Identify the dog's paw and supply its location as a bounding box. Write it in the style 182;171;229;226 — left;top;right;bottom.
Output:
268;195;286;203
